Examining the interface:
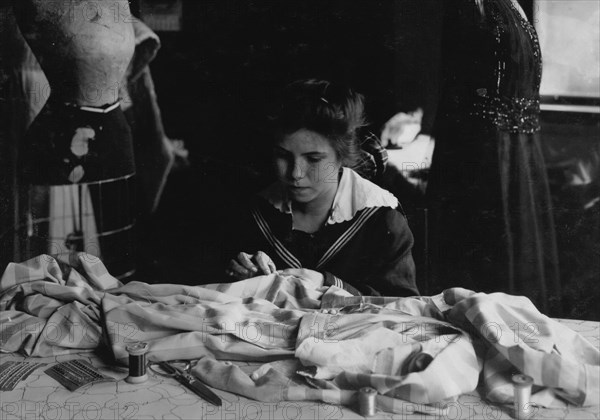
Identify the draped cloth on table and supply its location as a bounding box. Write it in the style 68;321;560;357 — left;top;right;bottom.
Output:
0;254;597;415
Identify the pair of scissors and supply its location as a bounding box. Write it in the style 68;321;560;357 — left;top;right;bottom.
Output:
149;360;222;406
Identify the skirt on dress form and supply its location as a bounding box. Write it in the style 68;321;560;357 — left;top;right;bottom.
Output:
16;99;136;280
427;111;561;316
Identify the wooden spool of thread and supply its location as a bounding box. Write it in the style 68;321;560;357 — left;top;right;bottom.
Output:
126;342;148;384
512;373;533;419
358;387;377;417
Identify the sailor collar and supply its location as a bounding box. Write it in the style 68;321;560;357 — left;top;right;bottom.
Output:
259;167;398;225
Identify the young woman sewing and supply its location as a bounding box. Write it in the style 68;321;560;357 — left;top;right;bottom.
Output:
225;79;418;297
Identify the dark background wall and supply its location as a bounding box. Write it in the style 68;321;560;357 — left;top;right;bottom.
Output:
146;1;441;164
134;0;446;289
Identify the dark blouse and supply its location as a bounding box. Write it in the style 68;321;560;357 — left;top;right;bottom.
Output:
228;196;418;297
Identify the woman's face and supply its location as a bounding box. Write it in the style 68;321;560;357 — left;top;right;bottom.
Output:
273;129;342;204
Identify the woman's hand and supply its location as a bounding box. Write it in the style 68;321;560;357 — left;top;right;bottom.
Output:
226;251;277;280
277;268;324;288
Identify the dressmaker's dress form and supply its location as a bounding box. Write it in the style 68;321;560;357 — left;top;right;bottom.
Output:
427;0;561;314
14;1;137;279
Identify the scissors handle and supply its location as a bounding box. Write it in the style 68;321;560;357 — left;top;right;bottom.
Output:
158;362;222;406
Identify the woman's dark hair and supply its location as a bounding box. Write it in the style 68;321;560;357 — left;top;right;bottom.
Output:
269;79;366;167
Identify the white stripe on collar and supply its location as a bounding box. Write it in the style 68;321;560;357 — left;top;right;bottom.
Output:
259;167;398;225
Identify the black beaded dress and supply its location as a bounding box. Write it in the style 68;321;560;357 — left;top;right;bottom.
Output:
427;0;561;314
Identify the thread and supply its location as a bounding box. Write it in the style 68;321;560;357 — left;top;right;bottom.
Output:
125;342;148;384
358;387;377;417
512;373;533;419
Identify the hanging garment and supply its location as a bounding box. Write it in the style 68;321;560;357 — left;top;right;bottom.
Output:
427;0;561;314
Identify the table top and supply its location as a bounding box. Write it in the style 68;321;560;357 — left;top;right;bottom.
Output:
1;319;598;420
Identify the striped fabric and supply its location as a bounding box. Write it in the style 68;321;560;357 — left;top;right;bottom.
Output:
443;288;600;407
0;255;598;415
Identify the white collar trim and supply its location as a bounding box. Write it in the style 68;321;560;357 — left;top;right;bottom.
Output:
260;167;398;225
